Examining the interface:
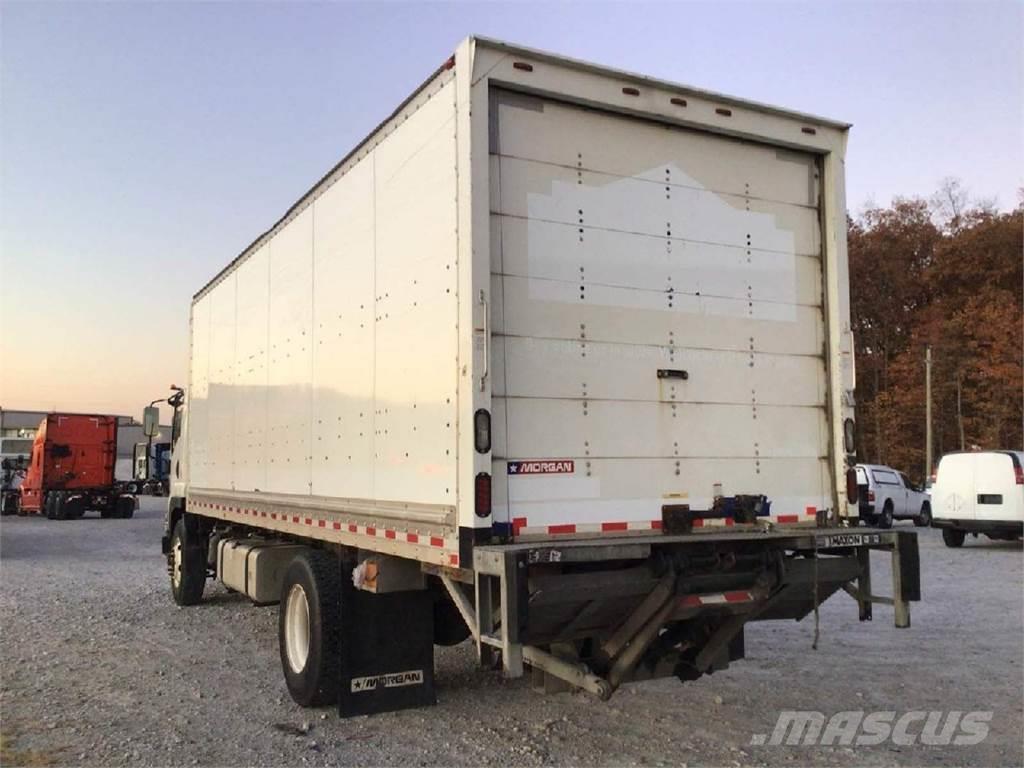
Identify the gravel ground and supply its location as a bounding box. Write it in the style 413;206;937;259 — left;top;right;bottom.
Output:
1;498;1021;767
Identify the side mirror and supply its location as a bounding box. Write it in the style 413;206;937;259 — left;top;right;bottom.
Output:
143;406;160;438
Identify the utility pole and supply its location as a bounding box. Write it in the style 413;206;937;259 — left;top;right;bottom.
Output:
956;374;965;450
925;346;932;480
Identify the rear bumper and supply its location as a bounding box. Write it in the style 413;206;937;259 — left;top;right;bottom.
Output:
931;518;1023;537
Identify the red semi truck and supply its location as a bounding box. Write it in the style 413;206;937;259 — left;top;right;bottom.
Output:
15;414;136;520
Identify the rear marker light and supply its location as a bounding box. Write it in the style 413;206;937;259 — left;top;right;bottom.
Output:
512;61;533;72
801;126;817;135
670;97;687;107
475;473;492;518
622;87;640;96
843;418;856;454
845;467;858;504
1015;466;1023;485
474;409;491;454
444;56;455;71
715;107;732;117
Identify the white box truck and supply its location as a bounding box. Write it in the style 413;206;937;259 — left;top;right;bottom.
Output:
162;37;920;716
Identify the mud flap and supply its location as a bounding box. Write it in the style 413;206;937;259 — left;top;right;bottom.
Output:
338;578;436;717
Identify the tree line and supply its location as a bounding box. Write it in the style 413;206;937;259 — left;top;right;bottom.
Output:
848;180;1023;481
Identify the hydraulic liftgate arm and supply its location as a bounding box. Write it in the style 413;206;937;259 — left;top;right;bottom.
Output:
457;529;919;697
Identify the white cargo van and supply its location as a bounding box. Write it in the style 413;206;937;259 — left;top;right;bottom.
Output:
931;451;1024;547
161;37;920;716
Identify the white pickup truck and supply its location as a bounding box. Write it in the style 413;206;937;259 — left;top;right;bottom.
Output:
855;464;931;528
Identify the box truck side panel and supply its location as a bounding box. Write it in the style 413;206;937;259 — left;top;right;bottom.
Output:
208;267;239;491
234;243;271;493
186;72;460;561
371;83;459;505
267;205;315;496
311;159;376;500
489;91;829;534
188;296;212;487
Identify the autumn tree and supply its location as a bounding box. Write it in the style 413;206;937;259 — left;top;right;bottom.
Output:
848;184;1023;481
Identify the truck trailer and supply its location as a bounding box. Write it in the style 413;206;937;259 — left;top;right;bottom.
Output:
17;413;136;519
164;37;920;716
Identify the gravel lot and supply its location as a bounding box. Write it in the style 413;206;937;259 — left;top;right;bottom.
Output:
1;498;1021;767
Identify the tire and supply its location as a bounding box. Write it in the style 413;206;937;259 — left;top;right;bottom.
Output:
50;492;70;520
432;586;472;646
879;502;894;529
278;550;341;707
170;516;206;606
942;528;966;548
45;492;59;520
915;503;932;528
64;496;86;519
1;493;19;516
116;496;135;519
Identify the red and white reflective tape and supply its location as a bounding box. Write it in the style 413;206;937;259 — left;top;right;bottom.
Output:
679;590;757;608
186;499;459;567
511;507;819;536
512;517;662;537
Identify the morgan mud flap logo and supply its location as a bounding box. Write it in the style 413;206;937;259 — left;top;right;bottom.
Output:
350;669;424;693
508;459;575;475
751;710;992;746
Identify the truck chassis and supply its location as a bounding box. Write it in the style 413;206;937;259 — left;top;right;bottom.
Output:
165;505;919;716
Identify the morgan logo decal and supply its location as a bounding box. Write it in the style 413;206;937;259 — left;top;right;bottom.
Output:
508;460;575;475
350;669;424;692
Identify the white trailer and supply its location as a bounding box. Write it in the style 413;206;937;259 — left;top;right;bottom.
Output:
163;37;920;716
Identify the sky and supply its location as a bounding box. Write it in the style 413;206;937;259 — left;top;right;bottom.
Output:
1;0;1021;421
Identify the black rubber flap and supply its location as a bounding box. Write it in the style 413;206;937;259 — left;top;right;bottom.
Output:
338;575;436;717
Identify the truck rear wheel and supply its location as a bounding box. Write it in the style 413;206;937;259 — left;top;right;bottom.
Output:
115;495;135;519
278;550;341;707
48;492;71;520
432;582;472;646
1;492;18;516
63;496;86;519
942;528;966;548
170;516;206;605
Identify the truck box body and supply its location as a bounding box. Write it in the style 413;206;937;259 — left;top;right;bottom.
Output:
182;37;856;570
19;414;118;512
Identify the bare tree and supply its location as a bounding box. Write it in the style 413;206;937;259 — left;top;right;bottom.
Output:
930;177;969;231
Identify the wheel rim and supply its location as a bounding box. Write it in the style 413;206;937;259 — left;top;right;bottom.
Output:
284;584;311;674
172;534;183;589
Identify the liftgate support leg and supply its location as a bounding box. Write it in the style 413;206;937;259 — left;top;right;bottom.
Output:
500;554;525;677
888;536;913;630
857;546;873;621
